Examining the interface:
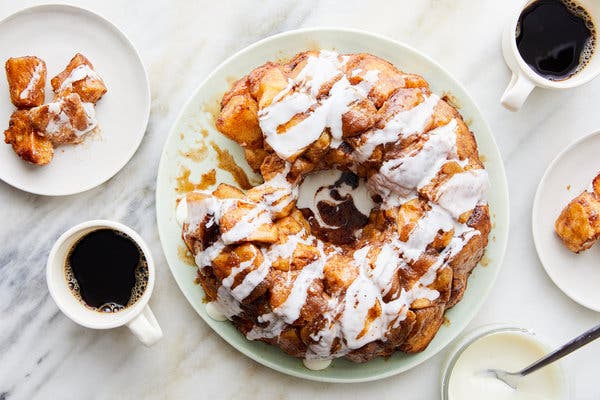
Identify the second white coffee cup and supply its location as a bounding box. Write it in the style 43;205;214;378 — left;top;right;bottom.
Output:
47;220;163;347
501;0;600;111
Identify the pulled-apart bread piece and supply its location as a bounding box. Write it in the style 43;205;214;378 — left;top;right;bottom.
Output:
51;53;107;104
5;56;46;108
555;173;600;253
29;93;97;145
4;110;53;165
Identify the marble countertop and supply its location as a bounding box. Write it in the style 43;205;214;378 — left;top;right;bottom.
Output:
1;0;599;399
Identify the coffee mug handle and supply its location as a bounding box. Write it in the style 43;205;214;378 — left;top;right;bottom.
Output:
501;72;535;111
126;305;163;347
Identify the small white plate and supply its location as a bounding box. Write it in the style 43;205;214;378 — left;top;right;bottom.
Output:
533;131;600;312
0;5;150;196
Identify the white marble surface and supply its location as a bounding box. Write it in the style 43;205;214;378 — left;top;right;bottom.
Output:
1;0;599;399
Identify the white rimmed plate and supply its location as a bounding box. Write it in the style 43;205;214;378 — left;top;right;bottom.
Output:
0;5;150;196
533;131;600;312
155;28;509;382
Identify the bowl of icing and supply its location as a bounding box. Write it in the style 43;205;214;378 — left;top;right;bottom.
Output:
441;325;569;400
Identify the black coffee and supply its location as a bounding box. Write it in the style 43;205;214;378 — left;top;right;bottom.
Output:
516;0;596;80
65;229;148;313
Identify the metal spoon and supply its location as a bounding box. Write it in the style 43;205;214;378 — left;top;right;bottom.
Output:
487;323;600;389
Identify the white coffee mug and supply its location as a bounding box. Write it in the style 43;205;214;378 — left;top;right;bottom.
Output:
501;0;600;111
47;220;163;346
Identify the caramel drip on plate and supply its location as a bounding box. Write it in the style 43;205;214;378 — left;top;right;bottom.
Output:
179;143;208;162
210;141;252;190
175;167;216;193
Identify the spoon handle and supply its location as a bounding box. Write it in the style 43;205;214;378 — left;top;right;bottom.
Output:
520;323;600;376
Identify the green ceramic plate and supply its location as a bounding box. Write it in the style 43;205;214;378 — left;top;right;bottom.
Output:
155;28;509;383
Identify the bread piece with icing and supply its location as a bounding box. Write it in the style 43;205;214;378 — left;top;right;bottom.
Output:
555;173;600;253
51;53;107;104
29;93;97;145
5;56;46;108
4;110;53;165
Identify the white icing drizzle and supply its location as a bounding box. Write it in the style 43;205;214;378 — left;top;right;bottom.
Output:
246;240;327;340
220;202;271;244
340;248;388;349
260;164;298;216
354;94;440;163
45;109;70;135
216;285;242;318
181;175;482;359
372;243;406;295
175;198;188;225
436;169;489;219
258;50;379;159
178;50;491;361
301;203;479;359
303;358;332;370
205;301;227;321
58;64;101;92
195;240;226;269
397;203;477;263
302;245;408;360
230;256;270;301
42;97;97;137
19;62;43;100
75;102;97;136
267;230;311;263
367;118;459;209
222;256;256;290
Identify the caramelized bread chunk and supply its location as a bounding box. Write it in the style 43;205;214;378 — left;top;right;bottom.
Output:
5;56;46;108
4;110;53;165
29;93;97;145
51;53;107;104
555;173;600;253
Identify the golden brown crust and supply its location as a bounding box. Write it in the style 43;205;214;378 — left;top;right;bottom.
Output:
5;56;46;108
555;175;600;253
29;93;93;145
51;53;107;103
4;110;53;165
399;305;445;353
447;204;491;307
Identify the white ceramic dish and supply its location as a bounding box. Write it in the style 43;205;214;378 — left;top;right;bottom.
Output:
155;28;509;382
441;325;568;400
0;4;150;196
533;131;600;312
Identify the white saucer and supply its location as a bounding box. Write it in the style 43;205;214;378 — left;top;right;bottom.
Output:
0;5;150;196
532;131;600;312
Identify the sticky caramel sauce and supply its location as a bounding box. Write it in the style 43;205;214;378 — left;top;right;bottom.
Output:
179;143;208;162
210;141;253;190
177;245;196;266
202;101;221;121
480;254;491;267
175;167;217;193
300;172;370;245
442;92;461;109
